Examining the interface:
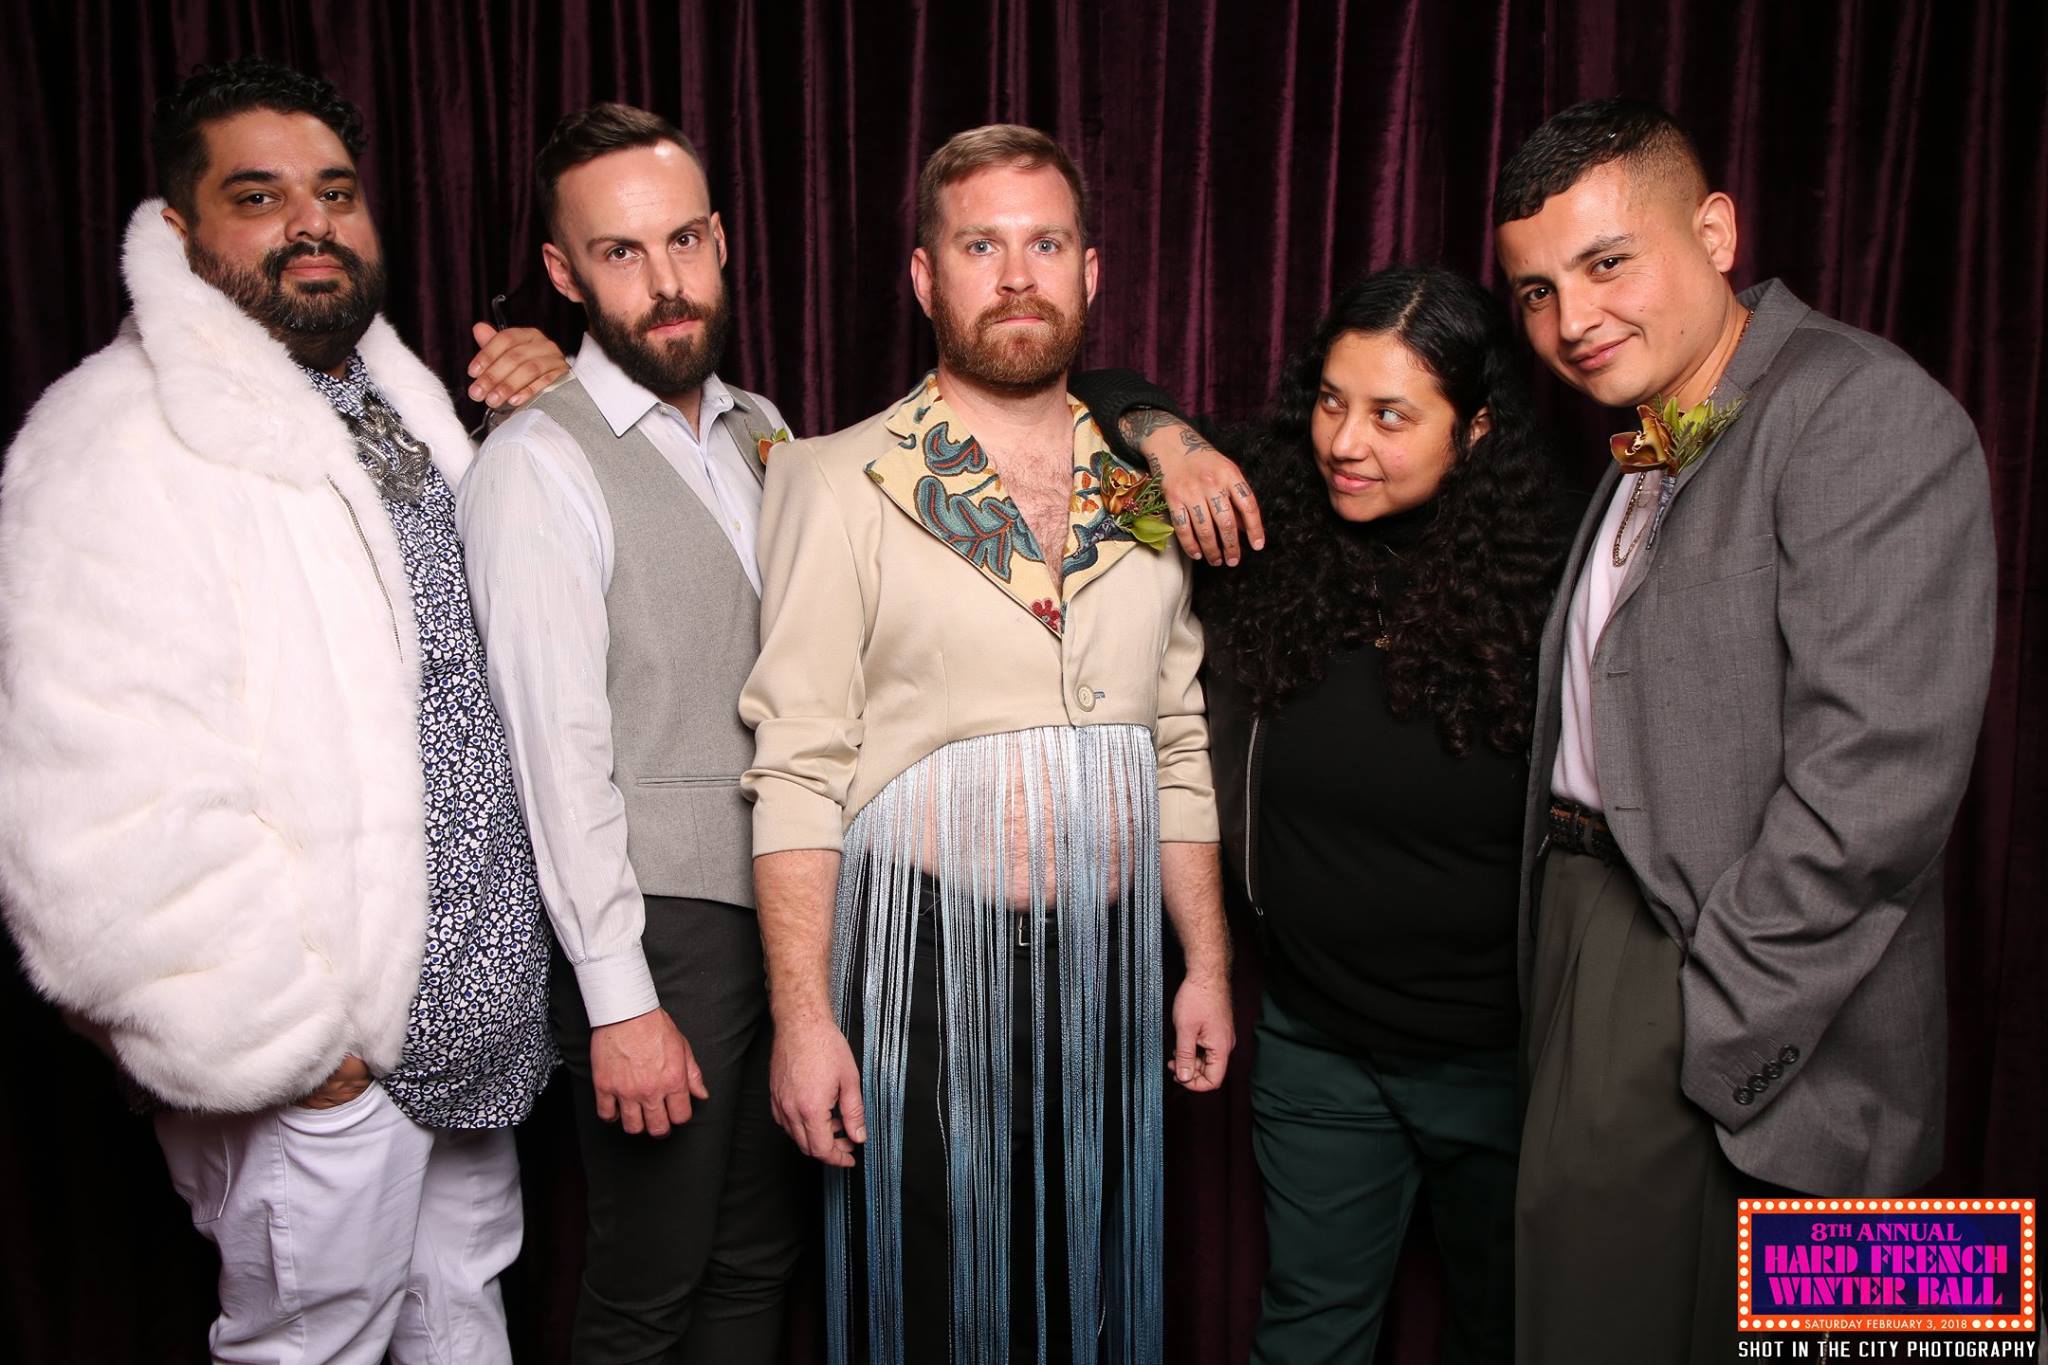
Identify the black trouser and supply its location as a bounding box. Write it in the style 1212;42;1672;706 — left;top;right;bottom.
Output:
849;894;1121;1364
552;895;809;1364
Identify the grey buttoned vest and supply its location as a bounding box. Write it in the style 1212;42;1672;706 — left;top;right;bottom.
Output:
526;376;772;909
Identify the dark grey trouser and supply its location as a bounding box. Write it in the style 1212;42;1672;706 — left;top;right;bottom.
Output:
552;895;809;1365
1518;848;1764;1365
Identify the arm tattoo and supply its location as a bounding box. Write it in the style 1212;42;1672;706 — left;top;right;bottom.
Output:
1177;427;1217;457
1118;408;1181;442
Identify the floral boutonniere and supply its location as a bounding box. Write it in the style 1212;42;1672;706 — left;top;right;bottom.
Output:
1607;396;1746;566
1103;464;1175;549
756;426;792;465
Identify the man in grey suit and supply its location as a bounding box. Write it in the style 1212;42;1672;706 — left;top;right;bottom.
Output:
457;103;805;1361
1493;99;1995;1363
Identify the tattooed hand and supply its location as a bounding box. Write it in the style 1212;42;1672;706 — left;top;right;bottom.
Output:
1116;409;1265;566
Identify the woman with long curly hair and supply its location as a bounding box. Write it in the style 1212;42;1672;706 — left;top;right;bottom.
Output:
1097;265;1574;1363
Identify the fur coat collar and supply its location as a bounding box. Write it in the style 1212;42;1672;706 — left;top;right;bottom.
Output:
122;197;473;491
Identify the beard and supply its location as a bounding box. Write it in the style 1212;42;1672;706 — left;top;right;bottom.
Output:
187;237;386;374
578;270;733;402
928;276;1087;394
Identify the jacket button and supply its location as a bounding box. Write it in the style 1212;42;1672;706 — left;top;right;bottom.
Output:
1763;1061;1784;1080
1779;1046;1799;1065
1075;683;1097;712
1750;1073;1769;1090
1734;1087;1754;1106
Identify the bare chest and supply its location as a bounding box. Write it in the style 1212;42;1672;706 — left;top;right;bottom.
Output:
988;444;1076;585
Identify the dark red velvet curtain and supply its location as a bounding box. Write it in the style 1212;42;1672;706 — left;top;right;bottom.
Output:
2;2;2041;1362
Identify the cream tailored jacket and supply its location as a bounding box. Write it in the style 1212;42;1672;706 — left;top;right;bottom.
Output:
741;375;1217;854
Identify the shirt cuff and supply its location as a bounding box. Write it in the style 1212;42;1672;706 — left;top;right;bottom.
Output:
570;946;662;1028
747;779;849;856
1159;784;1221;843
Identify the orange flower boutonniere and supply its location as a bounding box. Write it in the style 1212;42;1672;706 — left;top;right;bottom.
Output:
1103;464;1148;514
1608;396;1746;565
1105;468;1174;549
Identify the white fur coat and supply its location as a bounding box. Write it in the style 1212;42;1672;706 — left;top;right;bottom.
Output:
0;201;477;1112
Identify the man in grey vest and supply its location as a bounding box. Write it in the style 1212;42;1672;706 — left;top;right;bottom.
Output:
457;103;804;1363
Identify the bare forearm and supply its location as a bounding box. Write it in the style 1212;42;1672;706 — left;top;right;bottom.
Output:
754;848;843;1026
1160;840;1231;983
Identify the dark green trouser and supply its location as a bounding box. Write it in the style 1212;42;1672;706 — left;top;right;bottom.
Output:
1250;992;1518;1365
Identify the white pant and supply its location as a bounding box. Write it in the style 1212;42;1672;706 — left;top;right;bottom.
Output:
155;1082;522;1365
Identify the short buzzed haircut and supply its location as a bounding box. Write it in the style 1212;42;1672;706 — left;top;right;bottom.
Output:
916;124;1089;253
1492;98;1708;226
535;102;702;240
152;57;366;220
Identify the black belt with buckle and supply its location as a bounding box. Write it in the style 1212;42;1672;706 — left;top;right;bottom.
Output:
912;876;1061;949
1547;798;1625;866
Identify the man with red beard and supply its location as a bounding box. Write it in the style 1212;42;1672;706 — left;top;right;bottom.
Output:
458;103;808;1363
742;124;1236;1363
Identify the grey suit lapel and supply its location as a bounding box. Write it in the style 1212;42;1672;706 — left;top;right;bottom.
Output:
1522;464;1618;998
1534;462;1620;764
1608;400;1747;614
1603;279;1809;622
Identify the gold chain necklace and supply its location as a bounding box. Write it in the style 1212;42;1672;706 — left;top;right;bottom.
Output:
1610;309;1751;569
1610;470;1656;568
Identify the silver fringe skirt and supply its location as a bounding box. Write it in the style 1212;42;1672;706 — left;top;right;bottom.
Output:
824;724;1165;1365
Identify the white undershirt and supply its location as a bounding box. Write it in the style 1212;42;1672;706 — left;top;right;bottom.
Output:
1551;468;1664;812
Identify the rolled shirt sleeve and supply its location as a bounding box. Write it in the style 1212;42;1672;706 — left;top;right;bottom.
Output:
1154;563;1218;843
740;440;869;854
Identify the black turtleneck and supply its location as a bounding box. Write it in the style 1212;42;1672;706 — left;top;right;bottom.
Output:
1062;370;1545;1058
1255;499;1526;1057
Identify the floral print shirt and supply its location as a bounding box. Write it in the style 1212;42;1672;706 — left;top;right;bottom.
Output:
303;355;556;1129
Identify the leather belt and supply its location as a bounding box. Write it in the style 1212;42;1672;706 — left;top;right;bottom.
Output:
1547;797;1626;866
912;876;1060;948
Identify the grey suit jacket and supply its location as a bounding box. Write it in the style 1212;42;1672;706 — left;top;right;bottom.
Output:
1518;280;1995;1194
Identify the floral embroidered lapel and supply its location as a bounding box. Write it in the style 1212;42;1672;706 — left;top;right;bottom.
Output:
866;374;1145;637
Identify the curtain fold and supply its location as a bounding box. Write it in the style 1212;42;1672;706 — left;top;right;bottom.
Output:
2;3;2040;1361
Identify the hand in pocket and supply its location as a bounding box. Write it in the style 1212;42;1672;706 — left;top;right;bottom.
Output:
294;1054;372;1110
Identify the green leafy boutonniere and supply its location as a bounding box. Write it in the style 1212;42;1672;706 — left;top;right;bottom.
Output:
1103;465;1175;549
756;426;792;465
1607;396;1746;566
